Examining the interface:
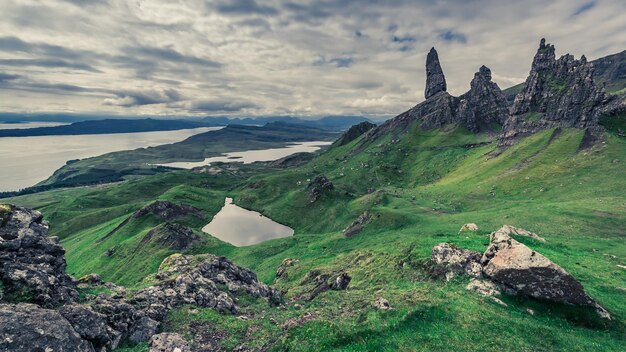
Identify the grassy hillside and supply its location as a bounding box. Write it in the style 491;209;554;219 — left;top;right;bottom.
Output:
6;123;626;351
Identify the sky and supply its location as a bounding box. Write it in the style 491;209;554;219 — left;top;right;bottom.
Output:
0;0;624;119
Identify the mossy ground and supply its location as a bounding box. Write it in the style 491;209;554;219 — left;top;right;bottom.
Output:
7;124;626;351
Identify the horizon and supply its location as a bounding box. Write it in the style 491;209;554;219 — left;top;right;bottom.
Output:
0;0;624;118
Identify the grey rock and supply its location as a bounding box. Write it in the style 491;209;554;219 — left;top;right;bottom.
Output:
500;39;609;147
301;270;351;301
431;243;482;280
425;47;447;99
363;53;508;143
374;297;391;310
457;65;509;132
275;258;299;280
128;316;160;345
482;226;607;315
307;176;334;203
0;205;77;307
0;303;93;352
497;224;546;242
133;200;205;221
334;121;377;147
343;212;371;237
141;223;201;250
149;333;191;352
60;303;120;351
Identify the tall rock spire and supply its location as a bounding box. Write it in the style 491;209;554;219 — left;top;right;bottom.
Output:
425;47;447;99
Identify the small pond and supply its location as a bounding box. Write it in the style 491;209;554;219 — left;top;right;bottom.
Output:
202;198;294;246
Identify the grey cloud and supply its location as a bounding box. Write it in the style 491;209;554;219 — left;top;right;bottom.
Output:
0;36;84;60
439;30;467;44
103;89;184;107
189;100;258;112
124;46;222;68
572;1;596;16
0;58;101;72
0;72;21;82
213;0;278;15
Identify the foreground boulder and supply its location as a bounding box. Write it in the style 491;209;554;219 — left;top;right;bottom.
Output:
0;205;77;307
0;303;93;352
482;226;598;308
431;225;610;318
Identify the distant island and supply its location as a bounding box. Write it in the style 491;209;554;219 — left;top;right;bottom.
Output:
0;116;371;137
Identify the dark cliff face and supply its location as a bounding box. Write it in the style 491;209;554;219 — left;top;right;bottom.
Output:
499;38;609;146
365;49;507;140
458;65;510;132
425;47;447;99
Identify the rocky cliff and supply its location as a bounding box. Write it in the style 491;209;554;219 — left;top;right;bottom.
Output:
364;47;509;142
499;39;611;146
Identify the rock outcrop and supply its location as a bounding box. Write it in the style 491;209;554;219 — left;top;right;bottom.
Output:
141;223;201;250
334;121;377;147
363;48;508;141
457;65;509;131
425;47;447;99
0;205;77;307
431;225;610;318
299;269;351;301
499;39;609;146
133;200;205;221
0;303;94;352
307;176;334;203
0;204;284;350
343;212;371;237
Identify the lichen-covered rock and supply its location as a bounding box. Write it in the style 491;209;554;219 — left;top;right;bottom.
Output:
149;333;191;352
482;226;605;311
497;224;546;242
459;223;479;233
0;303;93;352
425;47;447;99
133;254;282;318
0;205;77;307
60;303;121;351
431;243;482;280
499;39;609;146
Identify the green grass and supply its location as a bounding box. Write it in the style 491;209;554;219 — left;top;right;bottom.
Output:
6;124;626;351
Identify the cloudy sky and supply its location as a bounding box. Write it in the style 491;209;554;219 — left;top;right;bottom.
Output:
0;0;624;118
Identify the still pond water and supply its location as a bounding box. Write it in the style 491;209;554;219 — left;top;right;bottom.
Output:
202;197;294;246
158;141;332;169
